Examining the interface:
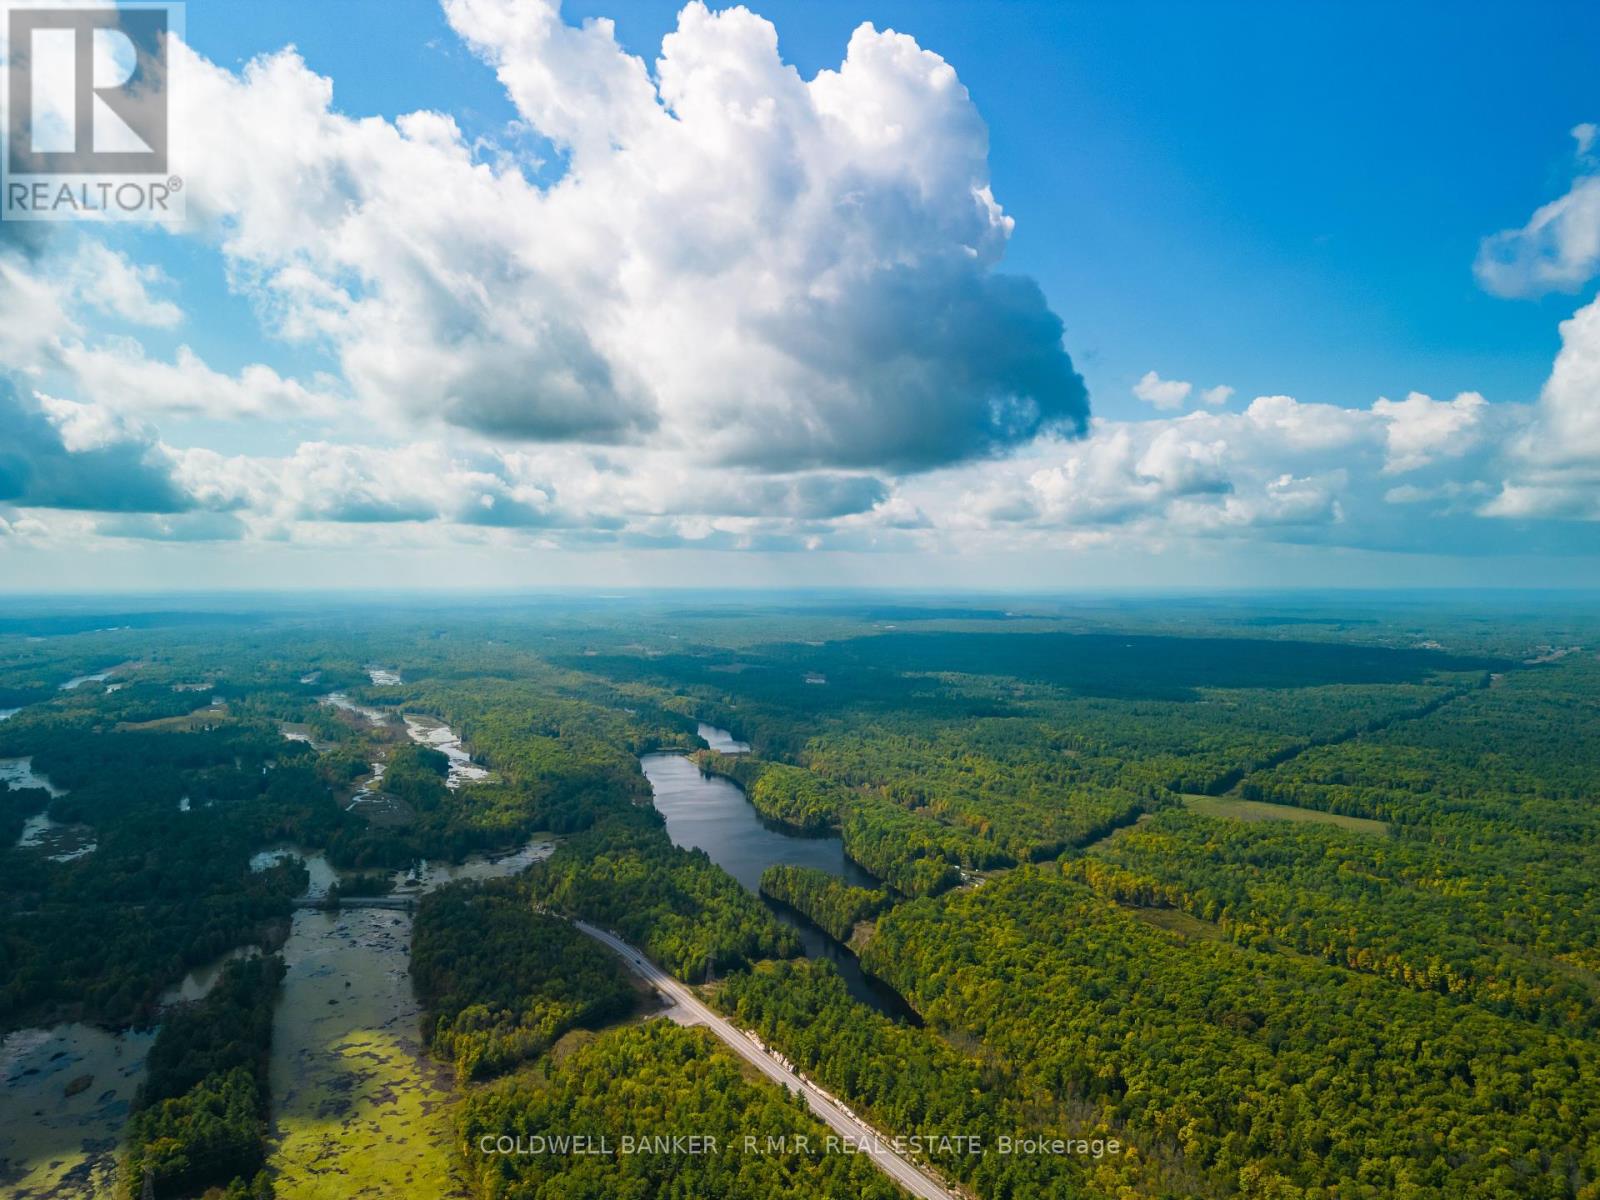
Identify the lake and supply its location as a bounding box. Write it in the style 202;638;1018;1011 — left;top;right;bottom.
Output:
641;738;915;1020
696;721;750;753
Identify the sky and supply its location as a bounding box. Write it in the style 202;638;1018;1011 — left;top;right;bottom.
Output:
1;0;1598;591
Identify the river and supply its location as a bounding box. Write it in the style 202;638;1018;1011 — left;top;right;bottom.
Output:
0;758;64;797
641;733;915;1020
58;672;112;692
696;721;750;753
5;711;903;1197
319;692;389;725
256;703;542;1196
0;756;122;1199
261;707;540;1195
6;760;95;862
267;906;465;1199
403;716;490;790
264;830;550;1199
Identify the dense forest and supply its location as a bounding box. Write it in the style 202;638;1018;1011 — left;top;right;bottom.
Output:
865;867;1600;1198
758;864;890;943
694;752;847;832
838;791;986;895
3;596;1597;1200
458;1022;904;1199
0;733;310;1029
122;955;285;1198
523;809;800;980
714;957;1195;1198
412;877;636;1081
1066;808;1600;1029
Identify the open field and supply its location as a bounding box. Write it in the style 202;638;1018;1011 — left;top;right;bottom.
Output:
1179;792;1390;836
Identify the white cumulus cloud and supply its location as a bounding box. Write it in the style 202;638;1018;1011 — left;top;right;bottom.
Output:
1483;295;1600;519
1132;371;1192;411
1372;391;1488;474
1133;372;1234;413
1475;128;1600;297
167;0;1088;470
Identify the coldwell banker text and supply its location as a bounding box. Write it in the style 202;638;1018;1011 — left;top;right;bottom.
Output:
3;1;185;221
477;1133;1126;1159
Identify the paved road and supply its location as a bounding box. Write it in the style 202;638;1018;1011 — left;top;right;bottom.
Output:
572;920;955;1200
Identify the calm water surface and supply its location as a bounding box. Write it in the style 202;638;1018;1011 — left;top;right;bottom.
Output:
641;741;916;1020
696;722;751;753
264;837;549;1196
0;1024;157;1198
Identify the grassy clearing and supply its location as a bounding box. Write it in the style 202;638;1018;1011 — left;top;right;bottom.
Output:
1123;904;1231;943
114;707;232;733
1180;793;1389;837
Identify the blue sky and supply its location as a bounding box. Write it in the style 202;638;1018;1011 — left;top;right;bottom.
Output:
177;0;1600;414
1;0;1598;590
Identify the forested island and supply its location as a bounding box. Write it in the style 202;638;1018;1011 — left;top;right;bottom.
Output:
1;593;1597;1200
